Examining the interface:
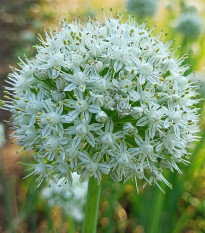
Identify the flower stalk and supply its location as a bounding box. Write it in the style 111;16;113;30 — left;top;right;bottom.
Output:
68;217;75;233
83;176;101;233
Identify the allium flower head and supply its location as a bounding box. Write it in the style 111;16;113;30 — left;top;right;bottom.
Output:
176;9;203;40
126;0;158;17
4;12;200;190
0;124;5;149
42;172;87;221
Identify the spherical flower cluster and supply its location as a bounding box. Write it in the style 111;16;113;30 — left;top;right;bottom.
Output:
126;0;158;17
0;124;5;149
5;14;200;189
42;172;87;222
176;11;202;40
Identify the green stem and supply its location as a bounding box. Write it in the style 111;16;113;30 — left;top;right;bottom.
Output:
180;0;186;11
148;189;165;233
105;184;114;233
68;216;75;233
82;176;101;233
0;150;15;233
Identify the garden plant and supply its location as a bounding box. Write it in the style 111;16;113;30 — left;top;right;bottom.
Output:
0;5;204;233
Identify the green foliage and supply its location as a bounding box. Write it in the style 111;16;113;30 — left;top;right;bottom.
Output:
1;0;205;232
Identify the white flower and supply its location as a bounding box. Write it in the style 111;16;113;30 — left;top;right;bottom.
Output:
116;97;131;117
16;125;40;150
66;117;103;148
137;104;163;138
24;158;53;187
63;68;90;92
64;91;100;122
40;101;69;137
64;142;84;168
126;0;158;17
176;10;203;40
133;133;157;162
41;172;87;222
156;131;185;155
123;122;135;135
39;135;68;161
108;140;137;170
95;110;108;122
5;12;200;190
96;120;124;152
162;104;186;137
78;151;110;184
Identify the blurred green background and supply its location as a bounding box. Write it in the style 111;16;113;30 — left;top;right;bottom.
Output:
0;0;205;232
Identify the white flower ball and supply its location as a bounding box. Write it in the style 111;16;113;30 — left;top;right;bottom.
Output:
5;13;200;190
42;172;87;222
177;11;203;40
126;0;158;17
